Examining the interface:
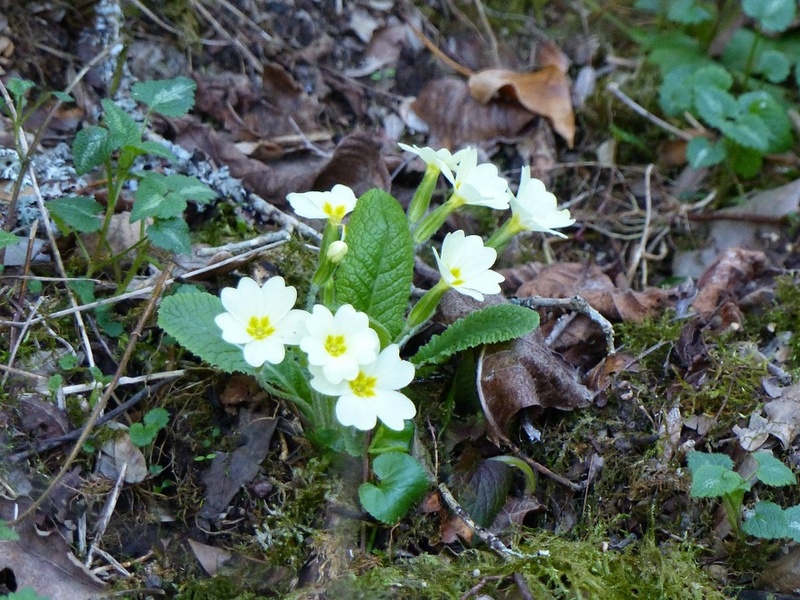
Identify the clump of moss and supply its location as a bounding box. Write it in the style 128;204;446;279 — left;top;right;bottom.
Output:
762;275;800;370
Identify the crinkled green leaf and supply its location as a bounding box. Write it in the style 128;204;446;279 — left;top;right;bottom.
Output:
102;99;140;150
48;196;103;233
410;304;539;367
146;217;191;254
72;125;110;175
687;451;734;472
460;459;513;528
754;451;796;486
359;452;427;524
369;421;414;456
334;189;413;338
256;348;315;420
690;464;747;498
158;289;255;374
783;505;800;542
687;137;726;168
0;230;20;250
743;501;789;539
144;407;170;430
132;76;196;117
128;422;155;447
125;140;177;161
743;0;796;33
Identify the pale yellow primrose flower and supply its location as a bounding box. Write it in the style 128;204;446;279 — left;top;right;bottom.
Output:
450;147;509;210
310;344;416;431
286;184;358;226
433;230;504;301
398;143;467;183
510;166;575;238
215;277;308;367
302;304;380;385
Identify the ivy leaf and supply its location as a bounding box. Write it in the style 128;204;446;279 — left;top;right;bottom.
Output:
132;76;197;117
783;505;800;542
146;217;191;254
158;289;255;374
358;452;427;524
742;501;789;539
334;189;413;339
48;196;103;233
101;99;140;150
687;137;726;168
742;0;796;33
754;451;796;486
689;464;748;498
410;304;539;366
72;125;109;175
460;459;513;528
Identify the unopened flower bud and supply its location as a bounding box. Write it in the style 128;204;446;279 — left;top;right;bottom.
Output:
326;240;348;264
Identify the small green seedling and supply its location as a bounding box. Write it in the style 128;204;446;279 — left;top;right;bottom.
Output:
688;450;800;540
129;407;169;447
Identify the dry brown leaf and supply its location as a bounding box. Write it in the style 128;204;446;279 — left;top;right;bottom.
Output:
312;132;392;195
692;247;768;316
187;539;232;576
344;23;409;78
468;66;575;147
410;77;535;148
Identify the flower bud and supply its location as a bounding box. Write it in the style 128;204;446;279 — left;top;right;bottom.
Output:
326;240;348;264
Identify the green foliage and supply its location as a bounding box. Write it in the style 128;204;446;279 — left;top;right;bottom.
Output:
334;190;414;339
359;452;427;524
0;230;20;251
47;196;103;233
0;519;19;541
410;304;540;366
129;407;170;447
132;76;197;117
1;589;50;600
368;422;415;456
742;0;796;33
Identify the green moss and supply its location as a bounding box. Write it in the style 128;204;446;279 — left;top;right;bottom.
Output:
177;576;264;600
762;275;800;370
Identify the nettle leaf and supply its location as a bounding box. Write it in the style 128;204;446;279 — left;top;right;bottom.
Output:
335;189;413;339
743;501;789;539
460;458;513;528
667;0;713;24
687;137;726;168
101;99;140;150
358;452;427;524
53;91;74;103
73;125;110;175
163;174;217;204
0;230;20;250
743;0;796;33
158;289;255;374
646;34;707;76
146;217;191;254
7;78;35;98
144;407;170;430
48;196;103;233
133;174;216;222
690;464;747;498
687;451;734;472
783;505;800;542
410;304;539;367
757;49;791;83
127;140;177;161
132;76;197;117
754;451;796;486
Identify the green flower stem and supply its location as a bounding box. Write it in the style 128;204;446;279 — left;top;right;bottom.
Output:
321;278;335;306
722;492;744;538
485;216;523;253
397;280;449;347
307;221;340;308
407;165;441;224
89;160;129;276
412;194;464;245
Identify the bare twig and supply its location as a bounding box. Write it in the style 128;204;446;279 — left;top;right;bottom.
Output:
191;0;263;74
86;462;127;567
472;0;501;67
607;82;693;142
627;164;654;288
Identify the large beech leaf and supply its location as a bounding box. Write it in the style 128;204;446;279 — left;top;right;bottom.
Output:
359;452;427;524
410;304;539;366
158;288;254;374
334;189;413;339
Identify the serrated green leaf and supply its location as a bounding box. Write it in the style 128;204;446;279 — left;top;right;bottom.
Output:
359;452;427;524
410;304;539;367
754;451;796;486
73;126;110;175
667;0;713;24
7;78;34;98
460;459;513;528
646;34;707;76
125;140;177;161
132;76;197;117
48;196;103;233
757;49;791;83
101;99;140;150
743;501;789;539
690;464;747;498
784;505;800;542
334;189;413;338
163;174;217;204
144;407;170;430
0;230;19;250
659;66;697;115
256;349;315;420
694;87;737;129
687;451;734;472
146;217;191;254
687;137;726;168
158;290;255;374
52;91;74;103
128;422;154;447
743;0;796;33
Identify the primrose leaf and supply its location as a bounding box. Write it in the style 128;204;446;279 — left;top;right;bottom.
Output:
48;196;103;233
783;505;800;542
410;304;539;367
132;76;197;117
334;189;413;339
158;289;255;374
128;422;154;447
358;452;427;524
368;422;415;456
754;451;796;486
101;99;140;150
687;137;726;168
460;458;513;528
742;0;796;33
256;349;315;421
144;407;170;430
146;217;191;254
72;125;110;175
690;464;747;498
743;501;789;539
0;230;20;250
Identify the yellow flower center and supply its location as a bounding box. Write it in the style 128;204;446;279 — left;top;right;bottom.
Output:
349;371;377;398
449;267;464;287
325;334;347;357
324;202;346;223
246;316;275;340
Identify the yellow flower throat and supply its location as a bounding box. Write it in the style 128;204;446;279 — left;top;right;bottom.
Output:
325;334;347;357
349;372;377;397
247;316;275;340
